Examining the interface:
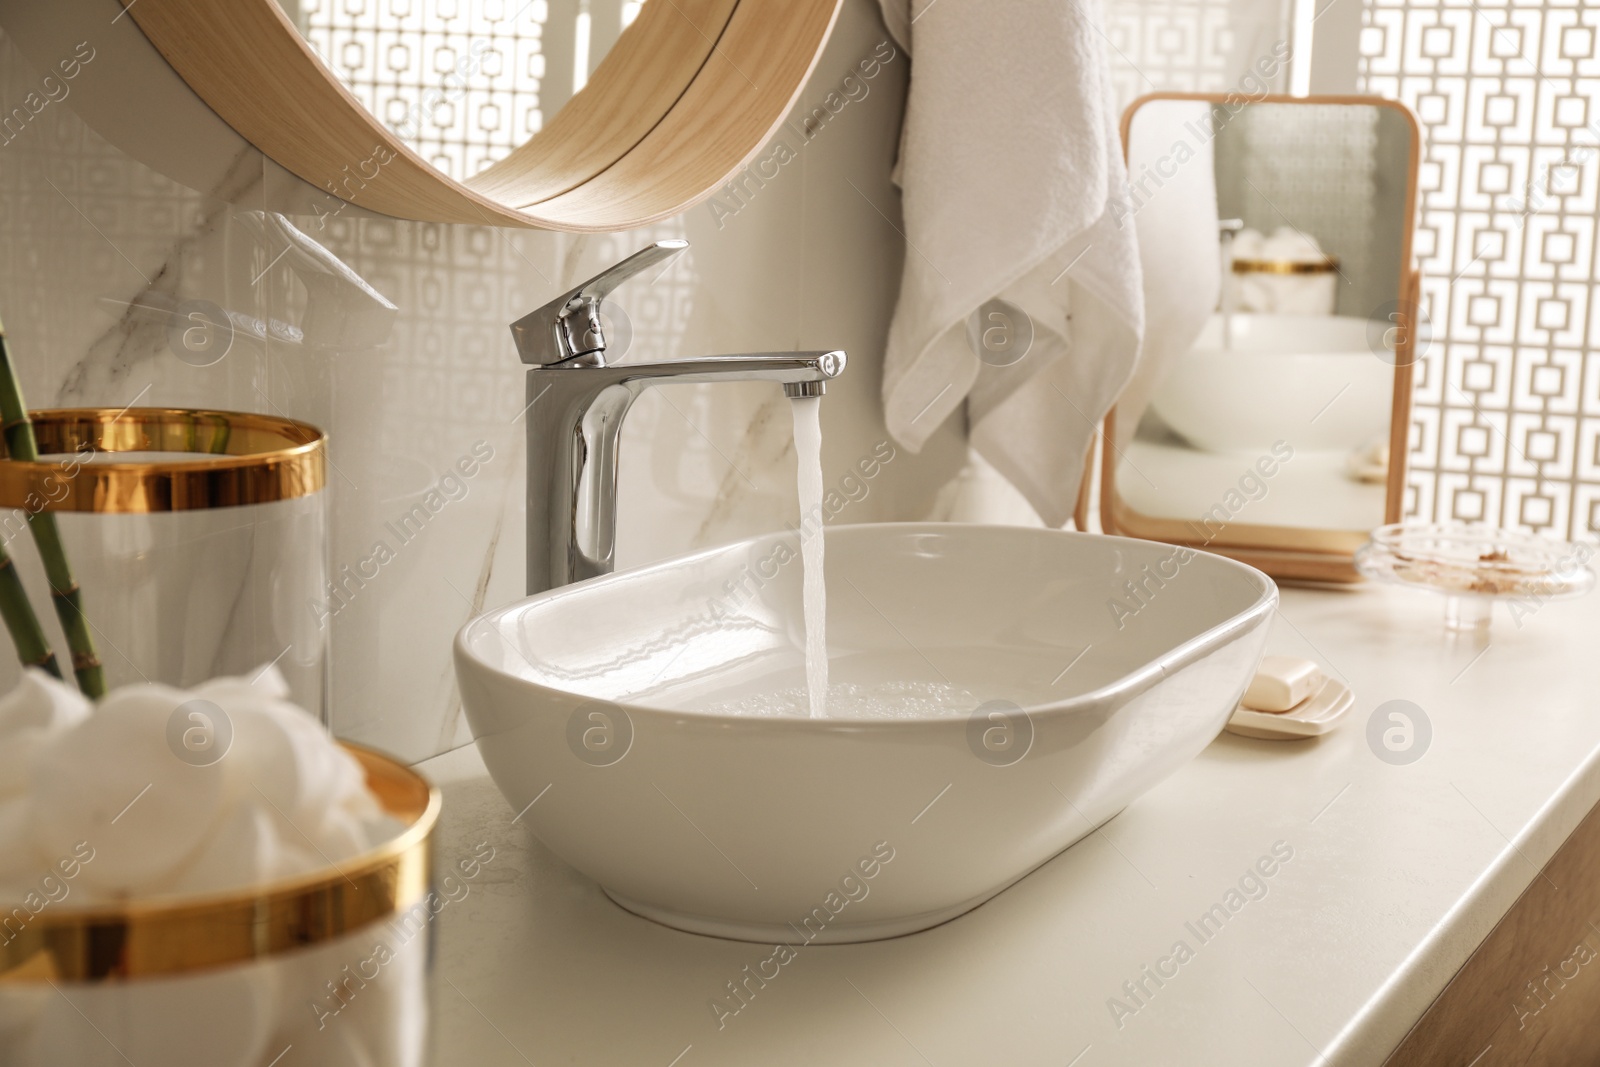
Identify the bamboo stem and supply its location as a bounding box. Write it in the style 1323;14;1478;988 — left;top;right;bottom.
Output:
208;414;231;455
0;549;60;680
0;318;104;698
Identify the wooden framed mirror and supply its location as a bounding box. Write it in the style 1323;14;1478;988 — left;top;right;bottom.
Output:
118;0;842;232
1096;93;1422;582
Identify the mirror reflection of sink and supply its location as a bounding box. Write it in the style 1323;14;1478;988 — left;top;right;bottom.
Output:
454;523;1275;943
1151;312;1393;455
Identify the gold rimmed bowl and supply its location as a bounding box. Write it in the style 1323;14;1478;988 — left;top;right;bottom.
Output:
0;745;439;1067
0;744;438;984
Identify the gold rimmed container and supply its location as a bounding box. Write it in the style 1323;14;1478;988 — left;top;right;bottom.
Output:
1231;255;1341;318
0;745;440;1066
0;408;330;719
1230;255;1341;274
0;745;435;983
0;408;325;513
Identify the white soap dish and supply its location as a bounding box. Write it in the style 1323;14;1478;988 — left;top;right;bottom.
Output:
1226;677;1353;740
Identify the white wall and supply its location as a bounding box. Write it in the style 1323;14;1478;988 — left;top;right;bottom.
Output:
0;0;963;762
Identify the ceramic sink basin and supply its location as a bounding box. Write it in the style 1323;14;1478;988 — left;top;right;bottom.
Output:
454;524;1276;943
1151;312;1394;454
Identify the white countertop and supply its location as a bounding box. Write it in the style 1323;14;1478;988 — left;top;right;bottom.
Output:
419;579;1600;1066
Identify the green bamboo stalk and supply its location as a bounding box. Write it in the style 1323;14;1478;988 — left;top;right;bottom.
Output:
0;316;104;698
207;413;230;455
0;546;61;680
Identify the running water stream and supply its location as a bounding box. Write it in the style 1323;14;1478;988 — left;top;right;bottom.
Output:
791;396;828;718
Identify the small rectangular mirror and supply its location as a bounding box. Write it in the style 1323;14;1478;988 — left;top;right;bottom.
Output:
1099;93;1422;581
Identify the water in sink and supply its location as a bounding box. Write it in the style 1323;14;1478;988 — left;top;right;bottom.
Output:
706;679;976;720
792;394;828;718
644;646;1094;718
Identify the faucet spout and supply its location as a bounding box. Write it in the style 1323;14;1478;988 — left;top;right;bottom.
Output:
522;349;846;595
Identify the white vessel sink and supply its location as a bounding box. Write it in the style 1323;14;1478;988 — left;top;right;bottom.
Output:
454;524;1275;943
1151;312;1394;454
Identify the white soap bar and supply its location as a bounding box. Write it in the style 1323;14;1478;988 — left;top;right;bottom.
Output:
1242;656;1324;713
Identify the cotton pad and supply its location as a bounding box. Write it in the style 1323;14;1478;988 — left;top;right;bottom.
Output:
28;683;229;897
0;670;90;798
224;696;376;842
1;666;390;904
163;803;282;898
0;669;91;734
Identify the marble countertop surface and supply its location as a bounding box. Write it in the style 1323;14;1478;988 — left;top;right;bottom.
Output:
417;579;1600;1066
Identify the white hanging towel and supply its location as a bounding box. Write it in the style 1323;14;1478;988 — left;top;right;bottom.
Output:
876;0;1144;527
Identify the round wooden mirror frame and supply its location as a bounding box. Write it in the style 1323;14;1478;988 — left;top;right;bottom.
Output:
120;0;842;232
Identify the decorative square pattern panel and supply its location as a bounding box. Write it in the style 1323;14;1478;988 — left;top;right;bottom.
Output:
296;0;639;182
1362;0;1600;539
1104;0;1293;106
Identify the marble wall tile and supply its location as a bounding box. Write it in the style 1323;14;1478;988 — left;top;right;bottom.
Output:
0;0;964;763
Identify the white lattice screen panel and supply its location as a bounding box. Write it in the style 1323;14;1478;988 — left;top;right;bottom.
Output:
1360;0;1600;538
1104;0;1238;104
1103;0;1294;106
296;0;637;182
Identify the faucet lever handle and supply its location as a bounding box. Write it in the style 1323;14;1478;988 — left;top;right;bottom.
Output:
511;239;689;366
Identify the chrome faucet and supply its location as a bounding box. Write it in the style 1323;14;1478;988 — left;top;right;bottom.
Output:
510;239;847;595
